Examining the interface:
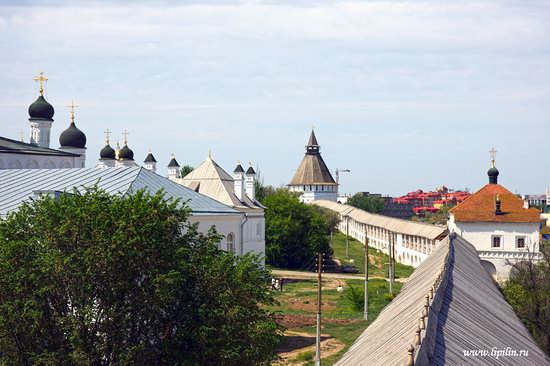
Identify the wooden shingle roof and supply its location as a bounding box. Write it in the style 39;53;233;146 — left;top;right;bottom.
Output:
334;236;550;365
288;131;336;186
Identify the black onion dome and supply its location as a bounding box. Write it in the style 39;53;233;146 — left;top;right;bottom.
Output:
118;144;134;160
100;144;116;159
488;166;499;184
28;95;55;119
59;122;87;148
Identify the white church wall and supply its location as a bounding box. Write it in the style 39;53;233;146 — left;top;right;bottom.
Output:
449;214;540;281
0;153;79;170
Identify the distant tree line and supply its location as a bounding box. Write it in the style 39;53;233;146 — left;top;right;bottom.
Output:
347;193;385;214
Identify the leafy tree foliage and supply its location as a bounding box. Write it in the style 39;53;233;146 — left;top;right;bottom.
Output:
263;189;332;268
180;165;194;178
412;205;452;225
502;244;550;355
254;175;275;204
0;189;281;366
347;194;385;214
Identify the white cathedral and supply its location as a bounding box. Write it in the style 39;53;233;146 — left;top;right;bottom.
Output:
0;72;265;259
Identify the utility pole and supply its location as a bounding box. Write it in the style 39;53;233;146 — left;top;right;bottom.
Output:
315;252;323;366
388;233;393;295
364;237;369;321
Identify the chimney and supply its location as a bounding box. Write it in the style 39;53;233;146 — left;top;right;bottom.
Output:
233;161;245;201
245;163;256;202
495;194;502;215
523;200;529;209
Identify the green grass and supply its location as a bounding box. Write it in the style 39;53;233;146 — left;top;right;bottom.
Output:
267;278;403;365
294;350;315;362
331;232;414;279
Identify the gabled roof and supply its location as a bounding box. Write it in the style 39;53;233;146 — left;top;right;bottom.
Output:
177;157;263;211
0;136;79;157
288;131;336;186
335;235;550;366
450;184;540;223
313;200;447;240
0;167;240;218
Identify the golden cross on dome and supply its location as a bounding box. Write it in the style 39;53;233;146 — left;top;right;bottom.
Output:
122;130;129;145
489;147;497;167
104;128;111;144
33;71;48;96
66;100;78;123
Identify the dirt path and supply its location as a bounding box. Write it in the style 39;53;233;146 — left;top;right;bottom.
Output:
272;269;408;283
274;330;345;366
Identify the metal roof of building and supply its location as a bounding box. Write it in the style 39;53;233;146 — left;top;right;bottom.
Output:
313;200;447;240
335;235;550;366
0;136;79;157
0;167;240;218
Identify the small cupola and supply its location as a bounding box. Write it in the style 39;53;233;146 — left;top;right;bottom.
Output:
167;154;181;180
495;194;503;215
118;131;134;160
28;72;54;120
59;101;87;149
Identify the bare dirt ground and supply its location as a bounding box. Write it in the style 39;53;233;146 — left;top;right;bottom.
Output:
273;330;345;366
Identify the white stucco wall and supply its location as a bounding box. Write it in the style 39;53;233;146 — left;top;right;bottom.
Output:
449;213;540;281
0;153;79;170
289;185;338;203
188;213;265;261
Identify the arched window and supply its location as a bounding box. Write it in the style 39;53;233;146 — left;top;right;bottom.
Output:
26;159;39;169
43;160;56;169
9;159;22;169
227;233;235;253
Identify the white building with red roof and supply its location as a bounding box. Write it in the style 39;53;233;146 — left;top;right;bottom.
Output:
448;153;541;281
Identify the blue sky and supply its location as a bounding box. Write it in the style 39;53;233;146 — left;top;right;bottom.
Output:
1;0;549;196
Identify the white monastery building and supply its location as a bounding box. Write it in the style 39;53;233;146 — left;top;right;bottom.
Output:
448;152;541;281
288;129;338;203
170;153;265;258
0;72;87;170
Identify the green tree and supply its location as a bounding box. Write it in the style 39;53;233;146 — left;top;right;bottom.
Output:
180;165;194;177
0;188;281;365
347;194;385;214
502;245;550;355
263;189;332;268
412;204;451;225
254;172;275;204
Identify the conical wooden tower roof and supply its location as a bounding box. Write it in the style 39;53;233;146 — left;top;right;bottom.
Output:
288;130;337;186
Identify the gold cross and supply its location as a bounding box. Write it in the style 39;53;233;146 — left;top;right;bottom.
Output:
122;130;129;145
33;71;48;96
104;128;111;144
67;100;78;123
489;147;497;167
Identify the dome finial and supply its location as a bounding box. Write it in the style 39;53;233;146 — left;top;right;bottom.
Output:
104;128;111;144
489;147;497;168
487;147;499;184
33;71;48;96
208;150;212;159
66;100;78;124
122;130;129;146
